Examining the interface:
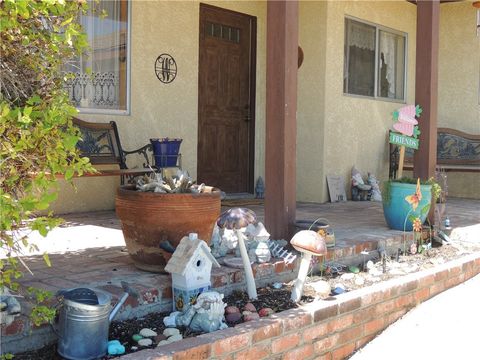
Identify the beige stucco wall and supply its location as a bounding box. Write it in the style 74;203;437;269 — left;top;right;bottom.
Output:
51;0;479;214
51;0;266;214
438;1;480;199
317;0;417;203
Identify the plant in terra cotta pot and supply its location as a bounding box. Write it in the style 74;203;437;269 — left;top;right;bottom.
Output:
115;171;221;273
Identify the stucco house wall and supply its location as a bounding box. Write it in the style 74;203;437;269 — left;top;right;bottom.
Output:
51;0;479;214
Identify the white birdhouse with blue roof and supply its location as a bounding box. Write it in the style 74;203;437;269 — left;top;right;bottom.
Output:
164;233;220;311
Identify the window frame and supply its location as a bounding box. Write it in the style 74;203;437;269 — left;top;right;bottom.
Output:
344;15;408;103
75;0;132;116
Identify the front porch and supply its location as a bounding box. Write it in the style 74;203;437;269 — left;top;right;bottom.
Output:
4;197;480;355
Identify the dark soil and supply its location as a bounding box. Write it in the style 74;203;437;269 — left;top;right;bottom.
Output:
13;287;313;359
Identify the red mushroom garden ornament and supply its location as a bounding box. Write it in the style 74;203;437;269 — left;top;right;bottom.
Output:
290;230;327;302
217;208;258;299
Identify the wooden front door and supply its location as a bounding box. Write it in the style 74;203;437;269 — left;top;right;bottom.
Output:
198;4;256;194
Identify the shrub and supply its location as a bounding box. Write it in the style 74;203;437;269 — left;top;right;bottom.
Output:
0;0;94;324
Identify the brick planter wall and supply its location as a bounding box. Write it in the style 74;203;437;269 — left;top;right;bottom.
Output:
119;253;480;360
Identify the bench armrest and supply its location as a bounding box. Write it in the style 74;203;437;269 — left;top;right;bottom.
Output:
122;143;153;169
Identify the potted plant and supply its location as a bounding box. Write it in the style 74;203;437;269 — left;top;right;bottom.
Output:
115;171;221;273
382;177;441;231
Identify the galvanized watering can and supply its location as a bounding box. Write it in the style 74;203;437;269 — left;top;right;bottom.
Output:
54;287;128;360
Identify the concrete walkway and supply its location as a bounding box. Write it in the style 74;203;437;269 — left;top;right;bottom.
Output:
350;268;480;359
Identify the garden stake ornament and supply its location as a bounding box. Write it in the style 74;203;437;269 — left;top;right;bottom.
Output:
290;230;327;302
216;208;258;299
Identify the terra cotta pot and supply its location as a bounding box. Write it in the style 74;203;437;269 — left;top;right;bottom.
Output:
115;185;221;272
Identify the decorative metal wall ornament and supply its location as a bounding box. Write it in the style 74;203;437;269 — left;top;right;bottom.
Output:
155;54;177;84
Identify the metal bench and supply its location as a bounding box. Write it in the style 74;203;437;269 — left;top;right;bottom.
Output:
72;117;155;184
389;127;480;179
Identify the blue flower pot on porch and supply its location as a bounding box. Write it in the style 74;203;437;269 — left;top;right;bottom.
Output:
382;182;432;231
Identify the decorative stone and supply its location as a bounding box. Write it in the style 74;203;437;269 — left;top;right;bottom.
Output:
138;338;153;347
226;312;242;323
225;305;240;315
259;308;274;317
154;334;167;343
132;334;143;342
354;276;365;286
139;328;158;337
348;266;360;273
366;260;374;270
272;282;283;289
243;302;256;313
340;273;355;281
107;340;125;355
0;302;7;311
163;328;180;337
243;312;260;322
242;310;252;316
332;286;345;295
157;340;170;347
310;280;331;298
131;346;138;351
168;334;183;342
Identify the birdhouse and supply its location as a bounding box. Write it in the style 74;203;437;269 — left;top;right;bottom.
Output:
164;233;220;311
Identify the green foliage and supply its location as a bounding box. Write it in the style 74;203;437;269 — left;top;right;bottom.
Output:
0;0;94;326
382;176;442;204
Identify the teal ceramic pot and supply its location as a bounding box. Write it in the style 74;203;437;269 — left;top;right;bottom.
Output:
382;182;432;231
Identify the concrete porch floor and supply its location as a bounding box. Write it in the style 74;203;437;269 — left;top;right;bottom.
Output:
3;197;480;354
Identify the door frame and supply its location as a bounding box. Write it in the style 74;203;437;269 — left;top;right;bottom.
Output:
198;3;257;194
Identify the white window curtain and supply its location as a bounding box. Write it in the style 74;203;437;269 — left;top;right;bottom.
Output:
347;20;375;51
65;0;127;112
379;31;396;98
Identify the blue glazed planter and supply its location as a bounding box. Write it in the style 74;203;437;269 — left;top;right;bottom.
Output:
382;182;432;231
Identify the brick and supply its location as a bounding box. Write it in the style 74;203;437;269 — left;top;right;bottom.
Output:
314;333;340;354
429;282;445;297
364;318;384;335
233;271;244;284
212;273;229;288
338;325;363;345
271;334;300;353
338;297;361;314
274;260;285;273
326;313;353;333
234;344;270;360
375;299;396;315
282;344;314;360
361;289;390;307
434;269;449;282
314;354;332;360
398;279;418;294
418;274;435;288
449;264;463;277
303;323;328;341
445;274;465;289
395;294;415;308
414;287;430;303
356;334;375;350
314;303;338;322
253;263;274;278
387;309;407;324
353;305;376;324
238;320;282;343
331;342;356;360
172;344;211;360
281;311;312;332
463;260;474;274
212;332;251;356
